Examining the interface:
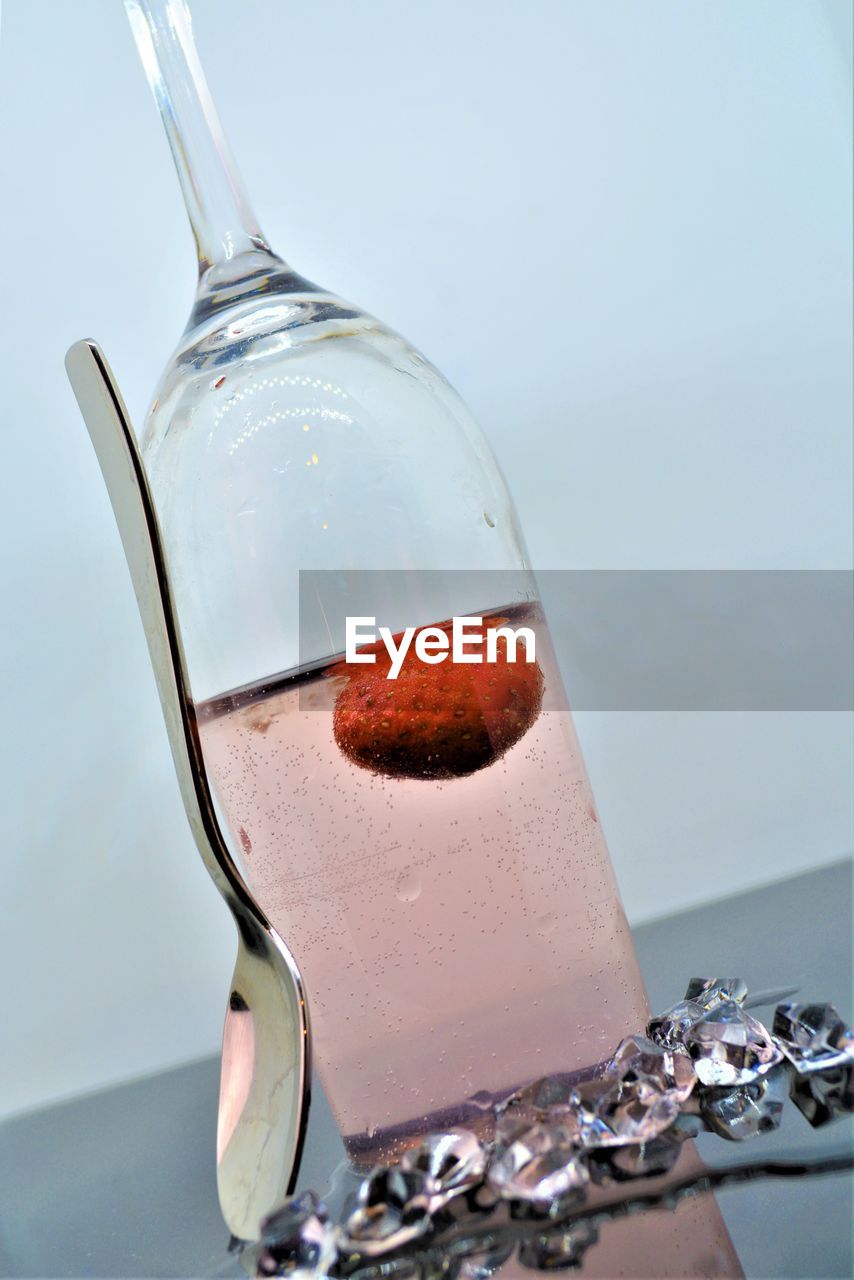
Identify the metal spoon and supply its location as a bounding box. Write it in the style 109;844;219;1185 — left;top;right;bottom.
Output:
65;338;310;1241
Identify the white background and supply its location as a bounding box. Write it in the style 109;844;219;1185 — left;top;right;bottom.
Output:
0;0;851;1120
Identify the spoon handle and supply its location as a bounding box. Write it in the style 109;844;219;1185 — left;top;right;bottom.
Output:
65;338;311;1239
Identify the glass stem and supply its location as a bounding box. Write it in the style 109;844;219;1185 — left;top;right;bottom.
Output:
125;0;278;277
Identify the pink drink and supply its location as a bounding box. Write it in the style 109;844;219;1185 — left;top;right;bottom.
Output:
198;603;744;1275
197;605;650;1160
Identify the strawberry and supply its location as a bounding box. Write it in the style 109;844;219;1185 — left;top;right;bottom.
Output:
331;617;543;780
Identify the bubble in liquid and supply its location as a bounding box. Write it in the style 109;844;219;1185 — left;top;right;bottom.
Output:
395;868;422;903
536;910;558;937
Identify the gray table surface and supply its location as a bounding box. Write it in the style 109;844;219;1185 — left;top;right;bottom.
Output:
1;858;851;1280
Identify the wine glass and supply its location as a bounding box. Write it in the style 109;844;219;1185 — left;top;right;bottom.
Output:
125;0;646;1145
